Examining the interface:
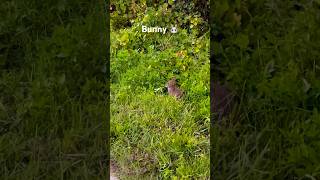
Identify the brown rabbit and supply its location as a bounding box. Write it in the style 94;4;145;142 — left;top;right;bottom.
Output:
211;81;234;121
166;77;183;99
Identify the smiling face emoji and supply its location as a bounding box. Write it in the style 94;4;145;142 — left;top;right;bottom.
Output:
171;26;177;33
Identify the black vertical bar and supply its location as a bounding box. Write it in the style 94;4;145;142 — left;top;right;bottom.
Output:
103;0;111;178
209;0;215;179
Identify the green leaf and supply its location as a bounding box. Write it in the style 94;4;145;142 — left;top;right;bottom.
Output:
215;1;229;18
119;32;129;46
234;33;249;49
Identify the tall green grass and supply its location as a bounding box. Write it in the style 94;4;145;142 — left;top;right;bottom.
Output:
0;0;108;179
212;0;320;179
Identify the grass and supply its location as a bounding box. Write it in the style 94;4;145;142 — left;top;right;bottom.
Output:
111;90;209;178
0;0;108;179
110;2;210;178
212;0;320;179
3;0;320;179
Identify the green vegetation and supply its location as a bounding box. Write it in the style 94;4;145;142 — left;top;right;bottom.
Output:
0;0;108;179
110;1;210;179
2;0;320;179
212;0;320;179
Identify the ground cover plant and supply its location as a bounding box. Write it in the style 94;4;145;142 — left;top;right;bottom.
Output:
110;1;210;179
0;0;108;179
212;0;320;179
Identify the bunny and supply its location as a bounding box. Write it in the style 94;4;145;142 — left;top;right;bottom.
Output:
166;77;183;99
